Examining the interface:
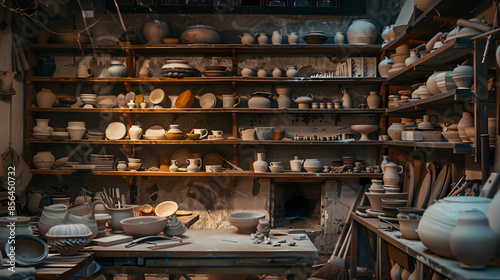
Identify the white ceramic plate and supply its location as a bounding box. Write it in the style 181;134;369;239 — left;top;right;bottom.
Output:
199;93;217;109
105;122;127;140
150;88;165;105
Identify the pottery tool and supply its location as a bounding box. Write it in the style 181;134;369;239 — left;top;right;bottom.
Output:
147;241;191;250
446;175;466;197
125;236;173;248
116;188;121;208
215;154;243;171
380;219;400;231
121;194;126;207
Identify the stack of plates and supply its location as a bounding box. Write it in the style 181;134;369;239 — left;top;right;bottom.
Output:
80;94;97;108
160;60;197;78
90;154;115;171
87;131;105;140
58;161;79;170
381;199;407;218
50;131;69;140
202;66;231;77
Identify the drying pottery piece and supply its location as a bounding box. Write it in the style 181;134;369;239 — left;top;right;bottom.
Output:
107;206;135;234
94;213;111;237
36;88;57;108
418;196;491;258
288;32;299;44
347;19;377;44
164;215;187;236
241;68;254;77
186;158;202;172
257;33;268;44
97;95;118;108
452;65;474;89
120;216;167;237
181;25;220;44
450;210;498;269
253;153;268;173
271;30;282;44
383;162;403;186
387;123;404;141
46;223;92;255
334;32;345;44
5;235;48;266
105;122;127;140
285;65;300;77
405;49;419;66
366;91;381;108
228;211;266;233
351;124;378;141
155;201;179;217
397;215;420;240
435;71;456;93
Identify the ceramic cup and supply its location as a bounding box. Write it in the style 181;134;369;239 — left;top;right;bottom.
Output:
255;127;274;140
269;165;284;173
239;128;256;140
206;165;222;172
212;130;223;136
272;130;285;140
222;95;241;108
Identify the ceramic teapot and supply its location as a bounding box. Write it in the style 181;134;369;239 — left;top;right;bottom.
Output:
293;93;313;104
247;91;273;108
290;156;304;172
186;158;202;172
288;32;299;44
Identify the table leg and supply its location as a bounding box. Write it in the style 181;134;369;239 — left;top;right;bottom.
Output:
350;219;359;280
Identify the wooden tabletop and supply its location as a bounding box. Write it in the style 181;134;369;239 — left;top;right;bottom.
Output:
35;254;93;280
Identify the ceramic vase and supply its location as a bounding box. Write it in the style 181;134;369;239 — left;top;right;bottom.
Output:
383;162;403;186
272;67;282;77
107;206;134;234
38;204;68;238
164;215;187;236
257;69;268;77
108;61;127;77
303;159;321;173
405;50;419;66
288;32;299;44
253;153;268;173
452;65;474;89
36;56;56;77
241;68;254;77
143;19;169;44
36;88;56;108
240;33;255;44
418;196;491;258
378;57;394;77
342;90;352;108
257;33;268;44
169;160;178;172
33;119;54;133
347;19;377;44
381;155;389;172
366;91;381;109
277;95;292;108
129;125;143;140
117;161;127;171
334;32;345;44
33;151;55;164
387;123;405;141
272;30;282;44
487;188;500;257
450;210;498;269
457;112;474;142
285;65;299;77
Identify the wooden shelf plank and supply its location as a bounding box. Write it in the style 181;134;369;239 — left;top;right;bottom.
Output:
383;140;472;154
386;88;473;114
26;76;386;84
27;107;386;114
30;170;384;178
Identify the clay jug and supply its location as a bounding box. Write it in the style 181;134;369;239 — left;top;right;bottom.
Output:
26;190;44;215
383;162;403;186
405;49;419;66
257;33;268;44
347;19;376;44
129;125;143;140
272;30;282;44
253;153;268;173
387;123;405;141
38;204;68;238
457;112;473;142
36;88;56;108
366;91;381;109
169;160;179;172
288;32;299;44
450;210;498;269
239;32;256;44
186;158;202;172
334;32;345;44
342;89;352;108
143;19;169;44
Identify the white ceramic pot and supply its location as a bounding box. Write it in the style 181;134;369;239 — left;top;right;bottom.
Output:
241;68;254;77
347;19;377;44
257;33;268;44
366;91;381;109
168;124;183;134
108;61;127;77
380;155;389;172
239;33;255;44
450;210;498;269
68;128;86;140
38;204;68;238
36;88;56;108
452;65;474;89
378;57;394;77
186;158;202;172
426;73;441;95
285;65;300;77
290;156;304;172
107;206;135;234
272;30;282;44
272;67;282;77
405;50;419;66
303;159;321;173
288;32;299;44
334;32;345;44
181;25;220;44
457;112;474;142
418;196;491;258
67;121;86;129
33;119;54;133
117;161;127;171
129;125;143;140
383;162;403;186
257;69;267;77
253;153;268;173
143;19;169;44
387;123;404;141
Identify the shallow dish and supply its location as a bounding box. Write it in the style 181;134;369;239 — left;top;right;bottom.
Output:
105;122;127;140
165;132;186;140
155;201;179;217
186;133;201;140
120;216;167;237
5;235;49;266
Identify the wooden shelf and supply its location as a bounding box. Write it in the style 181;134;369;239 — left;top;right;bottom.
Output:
382;0;488;51
384;140;472;154
27;107;386;114
25;139;386;146
26;76;385;84
385;39;472;84
27;43;381;55
386;88;473;114
30;169;384;178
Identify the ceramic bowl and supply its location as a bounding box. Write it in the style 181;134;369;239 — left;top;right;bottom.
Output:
68;128;86;140
186;133;201;140
228;211;266;233
165;132;186;140
442;131;461;142
127;162;142;170
5;235;49;266
120;216;167;237
269;166;284;173
128;158;141;163
155;201;179;217
162;38;180;44
46;224;93;256
397;215;421;240
365;192;408;211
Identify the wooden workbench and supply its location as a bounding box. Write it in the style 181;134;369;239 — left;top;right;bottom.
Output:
350;214;500;280
84;228;318;279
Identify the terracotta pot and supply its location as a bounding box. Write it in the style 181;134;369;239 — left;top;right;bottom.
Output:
253;153;268;173
457;112;474;142
418;196;491;258
347;19;377;44
181;25;220;44
36;88;56;108
143;19;169;44
387;123;405;141
272;67;282;77
271;30;282;44
277;95;292;108
450;210;498;269
366;91;381;109
378;57;394;77
285;65;300;77
257;33;268;44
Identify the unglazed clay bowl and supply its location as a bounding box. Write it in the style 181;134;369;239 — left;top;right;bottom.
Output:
155;201;179;217
120;216;167;237
228;211;266;233
397;215;420;240
365;192;408;211
5;235;49;266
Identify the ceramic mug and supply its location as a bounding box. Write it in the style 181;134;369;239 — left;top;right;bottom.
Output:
77;65;93;78
273;130;285;140
222;95;241;108
206;165;222;172
239;128;256;140
212;130;223;136
191;128;209;138
270;162;282;167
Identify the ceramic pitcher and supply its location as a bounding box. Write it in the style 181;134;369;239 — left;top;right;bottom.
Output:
186;158;202;172
383;162;403;186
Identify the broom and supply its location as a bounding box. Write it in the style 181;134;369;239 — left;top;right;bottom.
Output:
308;183;365;280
